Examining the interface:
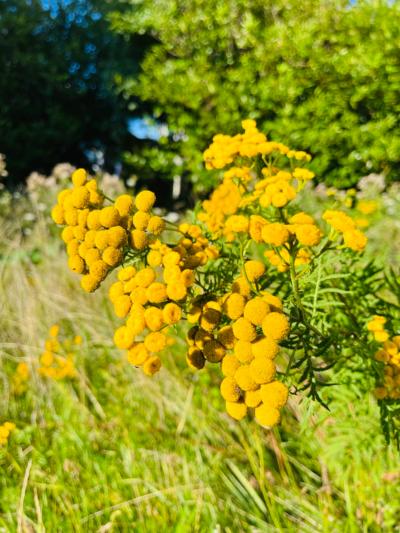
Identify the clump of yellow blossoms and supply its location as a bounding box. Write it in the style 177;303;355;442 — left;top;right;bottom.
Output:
203;119;311;170
186;273;289;426
52;169;166;293
322;210;367;252
200;120;367;272
39;324;80;379
111;222;218;376
0;422;16;446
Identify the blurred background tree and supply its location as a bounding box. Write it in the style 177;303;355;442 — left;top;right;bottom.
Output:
111;0;400;192
0;0;150;186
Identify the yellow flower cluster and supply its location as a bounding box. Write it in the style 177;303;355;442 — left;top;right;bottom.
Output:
173;223;219;269
198;179;243;237
374;336;400;400
12;362;29;395
262;215;322;246
200;121;369;275
0;422;16;446
51;168;130;292
203;119;311;170
200;121;316;242
256;170;297;209
367;315;389;342
39;324;79;379
110;223;218;376
323;210;367;252
52;169;166;294
110;265;175;376
186;271;289;427
130;190;166;249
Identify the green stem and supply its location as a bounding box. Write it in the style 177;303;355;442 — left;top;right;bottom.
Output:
288;247;324;338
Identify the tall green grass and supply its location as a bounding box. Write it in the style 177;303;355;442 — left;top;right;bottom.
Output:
1;211;399;532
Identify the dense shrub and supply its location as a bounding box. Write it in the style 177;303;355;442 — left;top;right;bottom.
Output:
111;0;400;192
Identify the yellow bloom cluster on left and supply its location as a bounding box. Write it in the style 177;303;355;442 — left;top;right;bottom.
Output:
0;422;16;445
39;324;79;379
374;336;400;400
51;168;132;292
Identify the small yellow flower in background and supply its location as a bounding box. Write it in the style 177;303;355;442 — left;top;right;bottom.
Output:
262;312;290;341
130;229;148;250
249;358;276;385
144;332;167;353
292;167;315;181
220;377;241;402
292;224;322;247
71;168;87;187
232;318;257;342
99;206;121;228
39;324;80;380
354;217;369;229
367;316;389;342
243;297;269;326
245;389;262;408
323;209;367;252
143;356;162;376
225;215;249;234
373;334;400;400
49;324;60;337
221;355;241;377
342;229;368;252
234;365;257;391
133;210;151;230
260;381;289;408
0;422;16;446
147;216;165;235
12;362;29;395
357;200;378;215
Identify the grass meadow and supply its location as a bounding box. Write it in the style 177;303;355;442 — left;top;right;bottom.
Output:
1;187;400;532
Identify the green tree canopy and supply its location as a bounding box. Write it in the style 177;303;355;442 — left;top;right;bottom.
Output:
111;0;400;191
0;0;147;185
